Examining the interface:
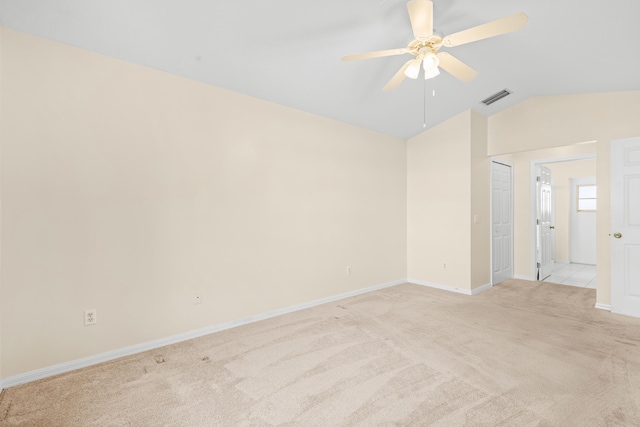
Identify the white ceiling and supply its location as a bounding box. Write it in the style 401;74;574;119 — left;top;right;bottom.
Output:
0;0;639;139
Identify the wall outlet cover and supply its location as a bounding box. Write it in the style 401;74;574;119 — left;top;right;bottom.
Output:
84;309;97;326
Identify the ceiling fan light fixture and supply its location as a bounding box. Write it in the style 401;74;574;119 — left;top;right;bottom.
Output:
403;58;422;79
424;66;440;79
422;52;439;70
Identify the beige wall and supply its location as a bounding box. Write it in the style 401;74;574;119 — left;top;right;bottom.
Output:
470;111;490;289
0;29;407;377
407;110;490;291
407;111;471;289
489;91;640;306
546;159;597;262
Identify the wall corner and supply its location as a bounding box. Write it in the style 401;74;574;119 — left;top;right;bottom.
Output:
470;111;490;289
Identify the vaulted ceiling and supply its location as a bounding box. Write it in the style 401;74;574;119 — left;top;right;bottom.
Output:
1;0;639;139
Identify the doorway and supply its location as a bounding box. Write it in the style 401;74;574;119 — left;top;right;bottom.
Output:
531;155;597;287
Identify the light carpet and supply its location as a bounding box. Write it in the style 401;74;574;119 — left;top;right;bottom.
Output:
2;280;640;426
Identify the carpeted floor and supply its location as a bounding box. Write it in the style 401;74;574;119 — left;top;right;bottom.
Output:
2;279;640;426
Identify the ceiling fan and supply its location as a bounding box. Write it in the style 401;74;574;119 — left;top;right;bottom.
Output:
342;0;528;91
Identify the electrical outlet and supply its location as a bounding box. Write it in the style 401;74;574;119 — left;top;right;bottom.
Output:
193;292;202;305
347;266;351;275
84;309;97;326
443;263;447;269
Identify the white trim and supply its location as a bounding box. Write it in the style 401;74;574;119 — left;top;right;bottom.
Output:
471;283;492;295
514;274;536;281
0;278;407;389
408;279;491;296
595;303;611;311
409;279;471;294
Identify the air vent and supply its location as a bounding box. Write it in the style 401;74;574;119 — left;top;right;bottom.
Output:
481;89;512;106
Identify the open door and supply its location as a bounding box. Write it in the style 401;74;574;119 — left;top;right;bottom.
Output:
611;136;640;318
537;165;553;280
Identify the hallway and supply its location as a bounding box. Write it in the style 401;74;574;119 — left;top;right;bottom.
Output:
543;263;596;289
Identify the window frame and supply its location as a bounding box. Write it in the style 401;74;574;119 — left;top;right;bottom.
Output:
577;184;597;212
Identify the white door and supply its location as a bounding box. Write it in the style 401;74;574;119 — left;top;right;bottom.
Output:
611;136;640;318
570;176;597;265
491;161;513;285
550;180;557;263
537;165;553;280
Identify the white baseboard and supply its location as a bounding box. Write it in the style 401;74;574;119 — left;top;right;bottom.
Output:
408;279;491;296
514;274;536;281
595;303;611;311
471;283;492;295
554;260;569;265
0;278;407;390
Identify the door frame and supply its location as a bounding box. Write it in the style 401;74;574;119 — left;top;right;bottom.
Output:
529;154;596;280
490;159;514;286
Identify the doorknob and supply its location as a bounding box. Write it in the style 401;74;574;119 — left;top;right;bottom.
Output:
613;232;622;239
550;226;555;229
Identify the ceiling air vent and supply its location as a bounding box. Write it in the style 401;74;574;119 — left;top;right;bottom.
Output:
481;89;512;106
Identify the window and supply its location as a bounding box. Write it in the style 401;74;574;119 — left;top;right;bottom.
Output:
577;184;597;212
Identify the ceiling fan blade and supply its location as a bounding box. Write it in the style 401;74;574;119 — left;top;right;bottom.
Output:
341;48;409;62
437;52;478;82
407;0;433;40
443;12;528;47
383;59;414;92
